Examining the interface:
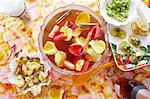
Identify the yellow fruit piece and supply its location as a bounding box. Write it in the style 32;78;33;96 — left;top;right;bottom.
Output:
75;59;84;71
54;51;66;67
85;47;102;62
89;40;106;54
64;60;75;70
75;12;90;25
49;87;64;99
75;37;87;47
0;42;11;51
60;26;73;41
73;27;82;36
43;41;58;55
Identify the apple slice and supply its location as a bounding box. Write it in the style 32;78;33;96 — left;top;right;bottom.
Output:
85;47;102;62
90;26;103;39
73;27;82;37
54;51;66;67
48;25;59;38
60;26;73;41
75;59;85;71
75;37;87;47
68;43;83;56
75;12;90;25
64;60;75;70
43;41;58;55
89;40;106;54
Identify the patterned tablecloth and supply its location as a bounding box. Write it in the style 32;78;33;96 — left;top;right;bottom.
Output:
0;0;150;99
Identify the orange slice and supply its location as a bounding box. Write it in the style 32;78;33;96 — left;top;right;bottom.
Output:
75;12;90;25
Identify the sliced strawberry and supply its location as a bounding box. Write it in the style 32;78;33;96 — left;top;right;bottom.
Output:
81;60;89;72
90;26;103;39
68;43;83;56
53;32;67;42
48;25;60;38
68;21;77;30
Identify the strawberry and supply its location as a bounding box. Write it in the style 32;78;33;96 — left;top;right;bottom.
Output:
53;32;67;42
68;43;83;56
68;21;77;30
81;60;89;72
90;26;103;39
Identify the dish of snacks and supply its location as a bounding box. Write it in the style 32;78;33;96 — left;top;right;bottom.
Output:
8;52;51;96
39;5;107;75
107;16;150;71
100;0;138;26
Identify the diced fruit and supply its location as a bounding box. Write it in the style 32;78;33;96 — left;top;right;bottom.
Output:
90;26;103;39
64;60;75;70
48;25;59;38
53;32;66;42
43;41;58;55
81;60;89;72
75;59;85;71
89;40;106;54
60;26;73;41
85;47;102;62
68;43;83;56
75;12;90;25
67;21;77;30
73;27;82;36
54;51;66;67
75;37;87;47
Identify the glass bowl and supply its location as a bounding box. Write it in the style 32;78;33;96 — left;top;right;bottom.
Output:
38;5;108;75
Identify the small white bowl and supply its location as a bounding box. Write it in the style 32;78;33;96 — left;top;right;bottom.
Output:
100;0;139;26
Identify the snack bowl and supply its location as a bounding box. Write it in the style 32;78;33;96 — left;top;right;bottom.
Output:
8;52;51;96
38;5;109;75
100;0;138;26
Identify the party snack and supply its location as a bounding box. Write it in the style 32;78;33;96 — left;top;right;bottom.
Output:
9;52;51;96
131;18;150;36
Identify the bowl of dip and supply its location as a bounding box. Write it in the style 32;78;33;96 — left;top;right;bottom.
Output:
100;0;138;26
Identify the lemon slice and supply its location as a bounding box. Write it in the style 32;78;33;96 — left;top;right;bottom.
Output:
43;41;58;55
54;51;66;67
89;40;106;54
75;12;90;25
85;47;102;62
75;37;87;47
60;26;73;41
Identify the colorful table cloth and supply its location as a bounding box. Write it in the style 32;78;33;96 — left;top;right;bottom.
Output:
0;0;150;99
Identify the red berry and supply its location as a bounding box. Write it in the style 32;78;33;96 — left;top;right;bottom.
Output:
68;43;83;56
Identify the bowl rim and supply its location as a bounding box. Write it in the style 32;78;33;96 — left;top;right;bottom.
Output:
38;4;109;75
